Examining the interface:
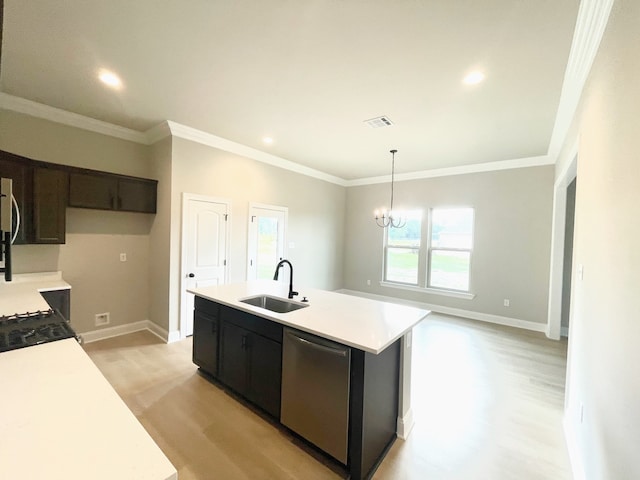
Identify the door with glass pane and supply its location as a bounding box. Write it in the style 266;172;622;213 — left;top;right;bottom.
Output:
247;204;287;280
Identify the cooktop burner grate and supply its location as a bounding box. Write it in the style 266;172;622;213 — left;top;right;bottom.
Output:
0;310;78;353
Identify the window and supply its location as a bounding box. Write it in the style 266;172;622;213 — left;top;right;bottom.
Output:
384;211;422;285
428;208;474;291
247;204;287;280
382;207;474;295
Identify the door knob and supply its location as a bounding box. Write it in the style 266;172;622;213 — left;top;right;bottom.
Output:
188;273;195;278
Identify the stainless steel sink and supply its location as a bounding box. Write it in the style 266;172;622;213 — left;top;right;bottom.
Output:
239;295;309;313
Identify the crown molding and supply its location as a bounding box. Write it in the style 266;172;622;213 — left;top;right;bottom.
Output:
166;120;348;186
0;92;149;144
0;93;567;188
547;0;614;160
144;121;172;144
346;155;553;187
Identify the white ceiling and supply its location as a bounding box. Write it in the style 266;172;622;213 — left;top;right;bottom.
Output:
0;0;579;180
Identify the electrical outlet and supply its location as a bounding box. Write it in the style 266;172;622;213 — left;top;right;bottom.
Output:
95;312;110;326
120;253;127;262
503;299;510;307
367;279;371;286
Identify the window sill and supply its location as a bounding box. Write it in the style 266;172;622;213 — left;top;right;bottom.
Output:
380;281;476;300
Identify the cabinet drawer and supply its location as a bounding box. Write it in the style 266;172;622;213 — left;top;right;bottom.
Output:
195;297;220;318
220;305;283;343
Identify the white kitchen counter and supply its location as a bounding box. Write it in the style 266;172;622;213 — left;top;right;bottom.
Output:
189;280;430;354
0;271;71;315
0;338;177;480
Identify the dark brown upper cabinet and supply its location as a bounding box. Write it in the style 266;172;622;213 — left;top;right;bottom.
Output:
32;167;68;244
69;171;157;214
118;177;157;213
68;172;118;210
0;149;158;245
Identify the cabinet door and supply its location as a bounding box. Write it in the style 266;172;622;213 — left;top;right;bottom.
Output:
117;178;157;213
0;153;29;244
219;320;249;395
69;172;117;210
40;289;71;320
247;333;282;418
192;310;219;376
32;167;67;244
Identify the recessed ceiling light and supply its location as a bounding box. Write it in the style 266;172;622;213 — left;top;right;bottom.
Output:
98;69;123;89
463;71;485;85
263;137;274;144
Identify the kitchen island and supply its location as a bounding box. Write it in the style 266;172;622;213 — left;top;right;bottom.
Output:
189;280;430;480
0;272;177;480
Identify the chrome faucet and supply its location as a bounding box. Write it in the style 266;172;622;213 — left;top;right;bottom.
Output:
273;259;298;299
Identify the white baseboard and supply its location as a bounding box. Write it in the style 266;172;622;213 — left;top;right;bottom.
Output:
167;330;183;343
81;320;179;344
563;414;586;480
396;408;415;440
337;289;547;333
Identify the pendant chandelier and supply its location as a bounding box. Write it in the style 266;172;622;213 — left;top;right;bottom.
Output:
374;149;406;228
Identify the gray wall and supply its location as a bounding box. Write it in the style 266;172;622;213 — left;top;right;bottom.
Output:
148;136;173;333
161;137;346;334
0;108;347;337
344;166;555;324
559;0;640;477
0;108;154;334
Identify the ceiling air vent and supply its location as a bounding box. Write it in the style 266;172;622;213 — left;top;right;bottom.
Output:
364;116;394;128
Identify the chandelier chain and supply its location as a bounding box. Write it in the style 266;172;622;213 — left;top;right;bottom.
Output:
374;149;406;228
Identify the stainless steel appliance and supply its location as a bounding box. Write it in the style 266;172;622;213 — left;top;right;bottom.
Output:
0;177;20;282
0;309;80;353
281;327;351;464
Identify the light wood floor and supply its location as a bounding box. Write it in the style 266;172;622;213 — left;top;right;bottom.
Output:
83;313;572;479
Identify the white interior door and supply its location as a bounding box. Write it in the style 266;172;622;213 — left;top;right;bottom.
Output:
247;203;287;280
181;194;229;337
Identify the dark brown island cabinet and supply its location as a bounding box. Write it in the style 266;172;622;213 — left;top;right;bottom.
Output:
0;149;157;245
192;295;401;480
40;288;71;321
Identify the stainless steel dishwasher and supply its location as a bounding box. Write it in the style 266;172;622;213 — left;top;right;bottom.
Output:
281;327;351;464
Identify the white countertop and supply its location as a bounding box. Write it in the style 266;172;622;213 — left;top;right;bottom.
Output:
189;280;430;354
0;338;177;480
0;271;71;315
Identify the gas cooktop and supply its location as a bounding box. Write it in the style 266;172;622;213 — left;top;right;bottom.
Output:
0;310;79;353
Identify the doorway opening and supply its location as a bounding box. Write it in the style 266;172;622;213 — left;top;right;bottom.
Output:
560;177;577;337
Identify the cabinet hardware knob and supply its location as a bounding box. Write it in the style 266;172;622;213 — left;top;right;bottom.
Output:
188;273;195;278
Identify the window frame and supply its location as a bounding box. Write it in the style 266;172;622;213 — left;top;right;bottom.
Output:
427;207;474;292
382;210;423;286
380;206;475;298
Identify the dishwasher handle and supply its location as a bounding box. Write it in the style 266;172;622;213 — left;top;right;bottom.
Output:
286;330;348;357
